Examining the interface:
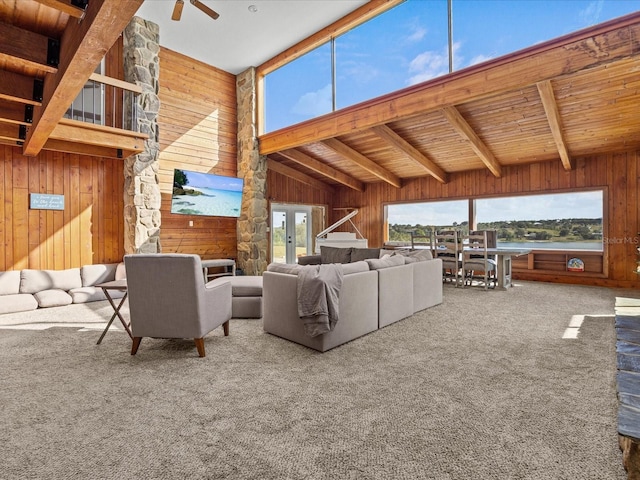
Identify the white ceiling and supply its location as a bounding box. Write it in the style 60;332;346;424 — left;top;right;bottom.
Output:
135;0;368;74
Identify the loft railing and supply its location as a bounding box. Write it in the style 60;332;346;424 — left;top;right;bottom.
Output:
64;73;142;132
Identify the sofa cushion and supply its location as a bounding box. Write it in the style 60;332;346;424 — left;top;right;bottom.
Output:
350;248;381;262
266;263;301;275
20;268;82;294
69;286;124;304
365;255;405;270
80;263;118;287
396;249;434;262
297;255;321;266
228;276;263;297
342;261;371;275
0;271;21;295
115;262;126;280
33;289;73;308
0;294;38;314
320;246;352;264
379;248;398;258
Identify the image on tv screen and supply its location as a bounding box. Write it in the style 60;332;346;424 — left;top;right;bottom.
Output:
171;169;243;218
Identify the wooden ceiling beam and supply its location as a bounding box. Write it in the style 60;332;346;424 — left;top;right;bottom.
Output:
322;137;402;188
259;17;640;155
0;123;22;143
259;0;404;75
32;0;86;19
371;124;448;184
0;22;58;74
0;71;43;106
267;159;335;193
0;101;30;126
22;0;144;157
537;80;572;170
441;106;502;178
279;148;364;192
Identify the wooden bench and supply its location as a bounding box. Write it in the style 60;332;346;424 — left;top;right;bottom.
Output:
614;298;640;479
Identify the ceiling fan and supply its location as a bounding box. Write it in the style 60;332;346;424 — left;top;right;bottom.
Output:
171;0;220;21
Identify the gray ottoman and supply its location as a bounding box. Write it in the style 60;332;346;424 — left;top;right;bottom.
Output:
227;276;263;318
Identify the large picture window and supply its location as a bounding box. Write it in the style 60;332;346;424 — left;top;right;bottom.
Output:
386;199;468;244
476;191;603;251
385;190;603;251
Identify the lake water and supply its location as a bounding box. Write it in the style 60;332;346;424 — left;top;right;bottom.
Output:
498;241;602;251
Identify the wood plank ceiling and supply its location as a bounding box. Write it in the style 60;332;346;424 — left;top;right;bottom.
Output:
261;12;640;192
0;0;145;158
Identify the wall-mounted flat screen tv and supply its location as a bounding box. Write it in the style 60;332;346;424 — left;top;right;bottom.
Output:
171;169;243;218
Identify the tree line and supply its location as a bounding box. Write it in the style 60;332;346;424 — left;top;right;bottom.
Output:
389;218;602;243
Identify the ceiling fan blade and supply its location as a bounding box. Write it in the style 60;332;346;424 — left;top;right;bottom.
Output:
191;0;220;20
171;0;184;21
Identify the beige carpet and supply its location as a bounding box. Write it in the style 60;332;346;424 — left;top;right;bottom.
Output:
0;280;634;479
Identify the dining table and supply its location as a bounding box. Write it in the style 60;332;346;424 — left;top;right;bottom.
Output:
483;248;531;290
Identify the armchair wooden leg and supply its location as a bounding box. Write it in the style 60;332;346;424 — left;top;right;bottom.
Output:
131;337;142;355
194;338;206;357
223;320;230;336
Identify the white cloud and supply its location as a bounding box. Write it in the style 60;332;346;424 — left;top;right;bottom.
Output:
339;60;380;85
469;53;494;67
406;42;461;86
579;0;604;26
406;25;427;44
291;84;332;117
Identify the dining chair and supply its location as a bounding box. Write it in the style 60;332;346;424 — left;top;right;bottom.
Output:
410;230;433;250
461;231;497;290
434;229;461;286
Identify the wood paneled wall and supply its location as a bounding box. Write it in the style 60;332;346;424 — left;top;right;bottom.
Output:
331;150;640;287
267;171;335;209
0;146;124;271
157;47;238;259
265;171;335;262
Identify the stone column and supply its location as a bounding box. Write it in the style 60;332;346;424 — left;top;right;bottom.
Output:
236;68;268;275
122;17;161;254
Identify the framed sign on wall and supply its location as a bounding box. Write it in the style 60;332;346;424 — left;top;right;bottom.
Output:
29;193;65;211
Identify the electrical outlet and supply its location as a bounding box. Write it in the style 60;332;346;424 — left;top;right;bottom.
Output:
189;220;193;227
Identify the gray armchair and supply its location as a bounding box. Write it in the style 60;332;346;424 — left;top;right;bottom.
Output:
124;254;232;357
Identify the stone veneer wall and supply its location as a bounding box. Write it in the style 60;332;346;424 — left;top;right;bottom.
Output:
236;68;268;275
122;17;161;254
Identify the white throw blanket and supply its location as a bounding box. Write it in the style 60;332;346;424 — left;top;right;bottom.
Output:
296;264;344;337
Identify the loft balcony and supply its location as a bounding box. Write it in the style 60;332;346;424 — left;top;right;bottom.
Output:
0;73;147;160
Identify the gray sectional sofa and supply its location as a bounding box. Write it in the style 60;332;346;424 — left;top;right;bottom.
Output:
0;262;126;315
263;246;443;352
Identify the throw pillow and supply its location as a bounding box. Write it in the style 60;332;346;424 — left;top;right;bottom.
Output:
365;255;405;270
350;248;381;262
343;261;371;275
0;270;21;295
320;246;352;264
266;263;301;275
402;249;433;261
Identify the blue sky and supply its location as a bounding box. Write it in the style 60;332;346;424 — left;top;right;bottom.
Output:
181;170;244;192
265;0;639;131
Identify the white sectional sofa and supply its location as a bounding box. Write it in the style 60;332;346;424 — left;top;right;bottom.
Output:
0;262;126;315
263;247;443;352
